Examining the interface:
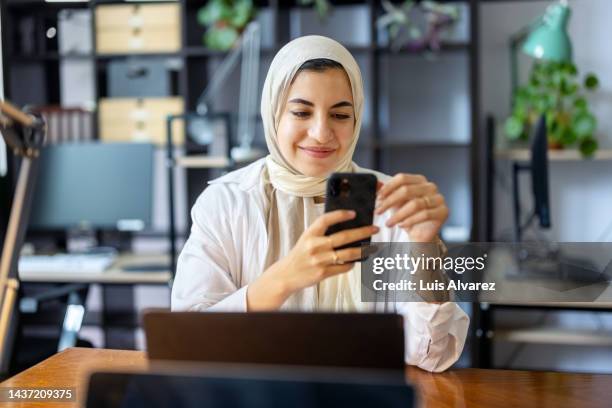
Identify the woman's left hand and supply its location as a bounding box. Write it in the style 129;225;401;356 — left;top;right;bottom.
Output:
375;174;449;243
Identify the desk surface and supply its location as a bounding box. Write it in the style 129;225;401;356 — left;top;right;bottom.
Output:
18;253;171;284
1;348;611;408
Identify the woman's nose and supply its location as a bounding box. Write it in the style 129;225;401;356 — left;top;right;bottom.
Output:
308;116;334;143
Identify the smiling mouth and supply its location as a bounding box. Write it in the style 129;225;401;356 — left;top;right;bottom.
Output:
298;146;336;158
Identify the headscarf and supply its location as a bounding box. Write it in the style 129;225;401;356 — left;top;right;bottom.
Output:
260;36;366;311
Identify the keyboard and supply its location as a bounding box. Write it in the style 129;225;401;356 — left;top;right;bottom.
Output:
19;253;118;274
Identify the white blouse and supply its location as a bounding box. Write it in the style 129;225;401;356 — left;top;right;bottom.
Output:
171;158;469;372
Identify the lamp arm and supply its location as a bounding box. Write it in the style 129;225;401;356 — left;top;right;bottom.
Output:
0;101;45;375
195;22;261;117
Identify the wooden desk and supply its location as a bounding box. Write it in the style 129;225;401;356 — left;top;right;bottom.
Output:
2;348;611;408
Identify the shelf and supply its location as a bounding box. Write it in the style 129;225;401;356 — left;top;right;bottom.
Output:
496;149;612;162
376;41;470;54
182;46;278;58
368;141;471;149
175;154;262;169
96;52;182;60
176;155;231;169
181;42;469;59
7;0;89;10
12;53;93;62
496;328;612;347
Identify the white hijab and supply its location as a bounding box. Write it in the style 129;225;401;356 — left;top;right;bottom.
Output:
260;36;366;311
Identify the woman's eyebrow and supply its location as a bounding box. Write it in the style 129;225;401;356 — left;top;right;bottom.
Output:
287;99;353;109
288;98;314;107
331;101;353;109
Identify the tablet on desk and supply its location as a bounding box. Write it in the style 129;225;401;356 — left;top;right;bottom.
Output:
86;365;415;408
144;311;406;371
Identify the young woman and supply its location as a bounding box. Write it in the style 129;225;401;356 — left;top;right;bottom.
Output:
171;36;469;372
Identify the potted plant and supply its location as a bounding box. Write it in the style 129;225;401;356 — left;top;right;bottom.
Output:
504;60;600;157
298;0;332;20
197;0;256;51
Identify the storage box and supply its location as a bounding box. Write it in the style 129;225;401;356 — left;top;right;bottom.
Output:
58;9;93;55
95;4;181;54
99;97;184;145
107;58;172;98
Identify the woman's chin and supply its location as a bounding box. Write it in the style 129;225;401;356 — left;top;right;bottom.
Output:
297;162;336;178
294;152;339;177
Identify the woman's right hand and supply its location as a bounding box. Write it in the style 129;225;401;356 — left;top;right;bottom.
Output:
247;210;379;311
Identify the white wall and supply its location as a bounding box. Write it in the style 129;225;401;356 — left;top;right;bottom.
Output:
480;0;612;373
481;0;612;243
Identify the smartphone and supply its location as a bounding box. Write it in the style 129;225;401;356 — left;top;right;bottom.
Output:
324;173;377;251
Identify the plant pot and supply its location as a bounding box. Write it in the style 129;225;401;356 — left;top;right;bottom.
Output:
547;139;564;150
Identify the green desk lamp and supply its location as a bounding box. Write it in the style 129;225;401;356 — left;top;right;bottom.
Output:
510;0;573;100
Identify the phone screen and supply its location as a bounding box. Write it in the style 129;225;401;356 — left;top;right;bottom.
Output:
324;173;377;250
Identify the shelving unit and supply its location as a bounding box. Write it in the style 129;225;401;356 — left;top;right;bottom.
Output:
2;0;485;361
2;0;483;245
496;148;612;161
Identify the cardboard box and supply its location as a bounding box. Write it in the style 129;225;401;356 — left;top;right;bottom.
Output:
99;97;184;145
95;4;181;54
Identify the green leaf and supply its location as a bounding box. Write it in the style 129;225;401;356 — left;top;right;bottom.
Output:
573;97;587;110
584;73;599;90
504;116;524;140
534;94;549;112
197;0;230;27
571;112;597;137
229;0;254;28
563;62;578;76
204;25;239;51
529;77;541;88
579;136;598;157
546;111;558;134
559;127;577;145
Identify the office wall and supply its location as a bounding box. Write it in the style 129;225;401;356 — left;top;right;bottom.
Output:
480;0;612;373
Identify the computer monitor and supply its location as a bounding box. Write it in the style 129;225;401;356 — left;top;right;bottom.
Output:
530;114;551;228
28;142;154;232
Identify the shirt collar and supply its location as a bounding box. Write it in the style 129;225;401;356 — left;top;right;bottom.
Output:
207;158;378;192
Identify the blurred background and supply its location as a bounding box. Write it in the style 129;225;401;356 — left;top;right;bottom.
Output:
1;0;611;374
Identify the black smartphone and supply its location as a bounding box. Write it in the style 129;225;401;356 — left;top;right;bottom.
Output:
324;173;377;251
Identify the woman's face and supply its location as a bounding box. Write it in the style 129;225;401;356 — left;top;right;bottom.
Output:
277;68;355;177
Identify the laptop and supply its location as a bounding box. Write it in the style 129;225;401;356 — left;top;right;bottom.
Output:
144;312;405;371
86;363;415;408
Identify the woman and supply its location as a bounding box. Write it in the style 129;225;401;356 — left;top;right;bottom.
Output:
171;36;469;372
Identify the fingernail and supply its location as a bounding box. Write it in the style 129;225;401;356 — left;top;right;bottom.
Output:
349;210;356;217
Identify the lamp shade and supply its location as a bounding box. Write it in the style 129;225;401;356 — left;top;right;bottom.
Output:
522;2;573;62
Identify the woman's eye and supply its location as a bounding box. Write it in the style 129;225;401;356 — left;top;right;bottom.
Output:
291;111;310;118
333;113;351;120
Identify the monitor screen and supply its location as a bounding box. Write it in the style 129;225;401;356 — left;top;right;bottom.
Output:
29;142;154;231
530;115;551;228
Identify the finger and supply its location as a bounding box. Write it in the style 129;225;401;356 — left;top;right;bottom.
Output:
305;236;334;255
310;210;356;236
399;206;448;230
325;263;355;277
376;181;384;193
386;194;444;227
375;182;436;215
378;174;426;199
334;247;366;263
329;225;379;248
